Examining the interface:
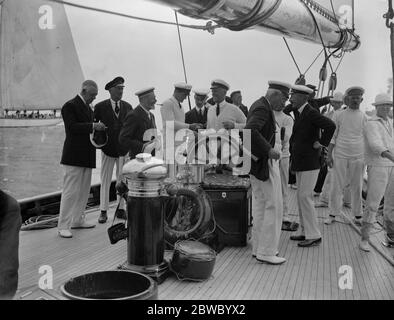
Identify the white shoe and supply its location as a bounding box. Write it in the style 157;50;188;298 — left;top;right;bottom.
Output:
290;184;297;190
71;222;96;229
313;192;321;197
359;240;371;252
58;229;72;238
253;251;279;258
256;255;286;265
324;216;335;225
315;201;328;208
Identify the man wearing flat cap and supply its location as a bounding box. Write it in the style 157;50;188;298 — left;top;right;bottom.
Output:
360;93;394;251
185;89;209;127
119;87;159;160
94;77;133;223
245;80;291;265
230;90;248;118
288;85;336;248
207;79;246;131
326;86;367;226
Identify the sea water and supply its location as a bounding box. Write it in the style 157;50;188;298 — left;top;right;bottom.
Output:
0;124;103;200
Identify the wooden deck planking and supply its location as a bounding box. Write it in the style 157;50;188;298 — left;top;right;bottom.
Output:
337;220;364;300
192;246;244;299
343;211;394;300
264;231;297;299
16;189;394;300
368;229;394;299
206;246;248;299
232;245;262;299
273;232;303;299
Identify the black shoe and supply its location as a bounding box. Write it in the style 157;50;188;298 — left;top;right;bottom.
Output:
115;208;127;220
282;221;299;232
298;238;322;247
290;235;305;241
98;211;108;224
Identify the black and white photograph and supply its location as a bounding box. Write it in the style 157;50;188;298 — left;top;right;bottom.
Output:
0;0;393;306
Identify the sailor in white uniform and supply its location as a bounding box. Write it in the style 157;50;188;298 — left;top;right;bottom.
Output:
326;87;368;226
360;93;394;251
160;82;202;178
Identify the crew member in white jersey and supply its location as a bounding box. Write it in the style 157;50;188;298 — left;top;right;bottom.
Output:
326;87;368;226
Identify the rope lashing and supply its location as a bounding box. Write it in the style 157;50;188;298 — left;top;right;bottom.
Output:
328;72;337;92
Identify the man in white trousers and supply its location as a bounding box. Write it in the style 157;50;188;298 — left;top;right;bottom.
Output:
315;92;351;208
94;77;132;223
360;93;394;251
58;80;106;238
272;96;298;231
288;85;336;247
326;87;368;226
246;81;292;264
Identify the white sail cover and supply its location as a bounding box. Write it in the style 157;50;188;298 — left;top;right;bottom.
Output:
0;0;84;111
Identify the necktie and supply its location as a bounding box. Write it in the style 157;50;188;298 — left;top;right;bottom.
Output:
216;104;220;117
115;102;120;115
149;112;156;128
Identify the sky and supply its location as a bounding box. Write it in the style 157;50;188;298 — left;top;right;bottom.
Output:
62;0;392;123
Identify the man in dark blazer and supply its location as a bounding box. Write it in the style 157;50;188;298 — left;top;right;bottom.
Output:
58;80;106;238
245;81;291;265
185;89;209;128
94;77;132;223
231;90;248;117
119;87;159;160
288;85;336;247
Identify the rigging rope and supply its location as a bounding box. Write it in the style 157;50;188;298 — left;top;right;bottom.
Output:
301;0;334;74
47;0;219;33
283;37;302;76
174;11;192;111
304;49;324;75
329;0;342;32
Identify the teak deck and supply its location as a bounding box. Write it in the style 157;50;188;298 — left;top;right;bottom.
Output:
16;188;394;300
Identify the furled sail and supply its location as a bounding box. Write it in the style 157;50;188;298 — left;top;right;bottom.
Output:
144;0;360;51
0;0;84;112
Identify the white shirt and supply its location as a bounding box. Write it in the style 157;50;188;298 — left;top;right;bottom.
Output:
78;94;88;107
274;110;293;158
325;106;344;120
110;99;120;117
206;100;246;131
297;103;308;115
160;96;189;131
330;108;367;159
364;115;394;167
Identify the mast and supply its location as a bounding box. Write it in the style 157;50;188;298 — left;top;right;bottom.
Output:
0;1;3;116
385;0;394;123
